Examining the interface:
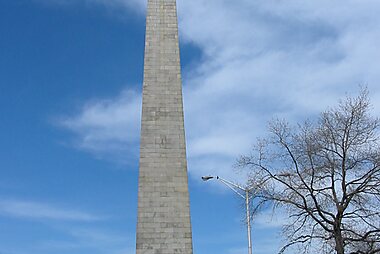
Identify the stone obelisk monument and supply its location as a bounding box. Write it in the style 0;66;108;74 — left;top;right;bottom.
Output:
136;0;193;253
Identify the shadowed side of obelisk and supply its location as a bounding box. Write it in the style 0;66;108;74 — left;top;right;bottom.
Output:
136;0;193;253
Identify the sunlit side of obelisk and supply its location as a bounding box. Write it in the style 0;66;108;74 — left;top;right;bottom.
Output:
136;0;193;253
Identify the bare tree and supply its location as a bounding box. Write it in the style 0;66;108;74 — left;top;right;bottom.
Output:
237;90;380;254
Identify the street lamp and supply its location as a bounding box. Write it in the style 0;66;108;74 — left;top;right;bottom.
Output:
202;175;254;254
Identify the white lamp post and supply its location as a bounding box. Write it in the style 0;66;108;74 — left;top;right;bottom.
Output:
202;176;254;254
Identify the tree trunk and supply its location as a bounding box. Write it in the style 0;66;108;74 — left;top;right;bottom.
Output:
335;226;345;254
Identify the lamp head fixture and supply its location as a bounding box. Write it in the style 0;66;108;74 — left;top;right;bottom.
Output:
201;176;214;181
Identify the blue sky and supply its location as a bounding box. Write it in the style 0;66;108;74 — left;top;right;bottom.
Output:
1;0;380;254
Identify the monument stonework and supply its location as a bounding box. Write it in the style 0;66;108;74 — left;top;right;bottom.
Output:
136;0;193;253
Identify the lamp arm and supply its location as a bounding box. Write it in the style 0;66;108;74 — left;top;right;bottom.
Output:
217;176;245;191
217;177;246;199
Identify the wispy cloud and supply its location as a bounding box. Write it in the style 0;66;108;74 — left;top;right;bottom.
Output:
0;199;102;221
179;0;380;180
57;89;141;164
37;227;132;254
53;0;380;183
254;209;287;229
0;199;131;253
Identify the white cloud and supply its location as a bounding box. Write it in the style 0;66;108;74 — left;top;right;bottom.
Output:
254;209;287;229
55;0;380;183
0;199;131;253
0;199;101;221
178;0;380;181
58;89;141;164
38;227;132;254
